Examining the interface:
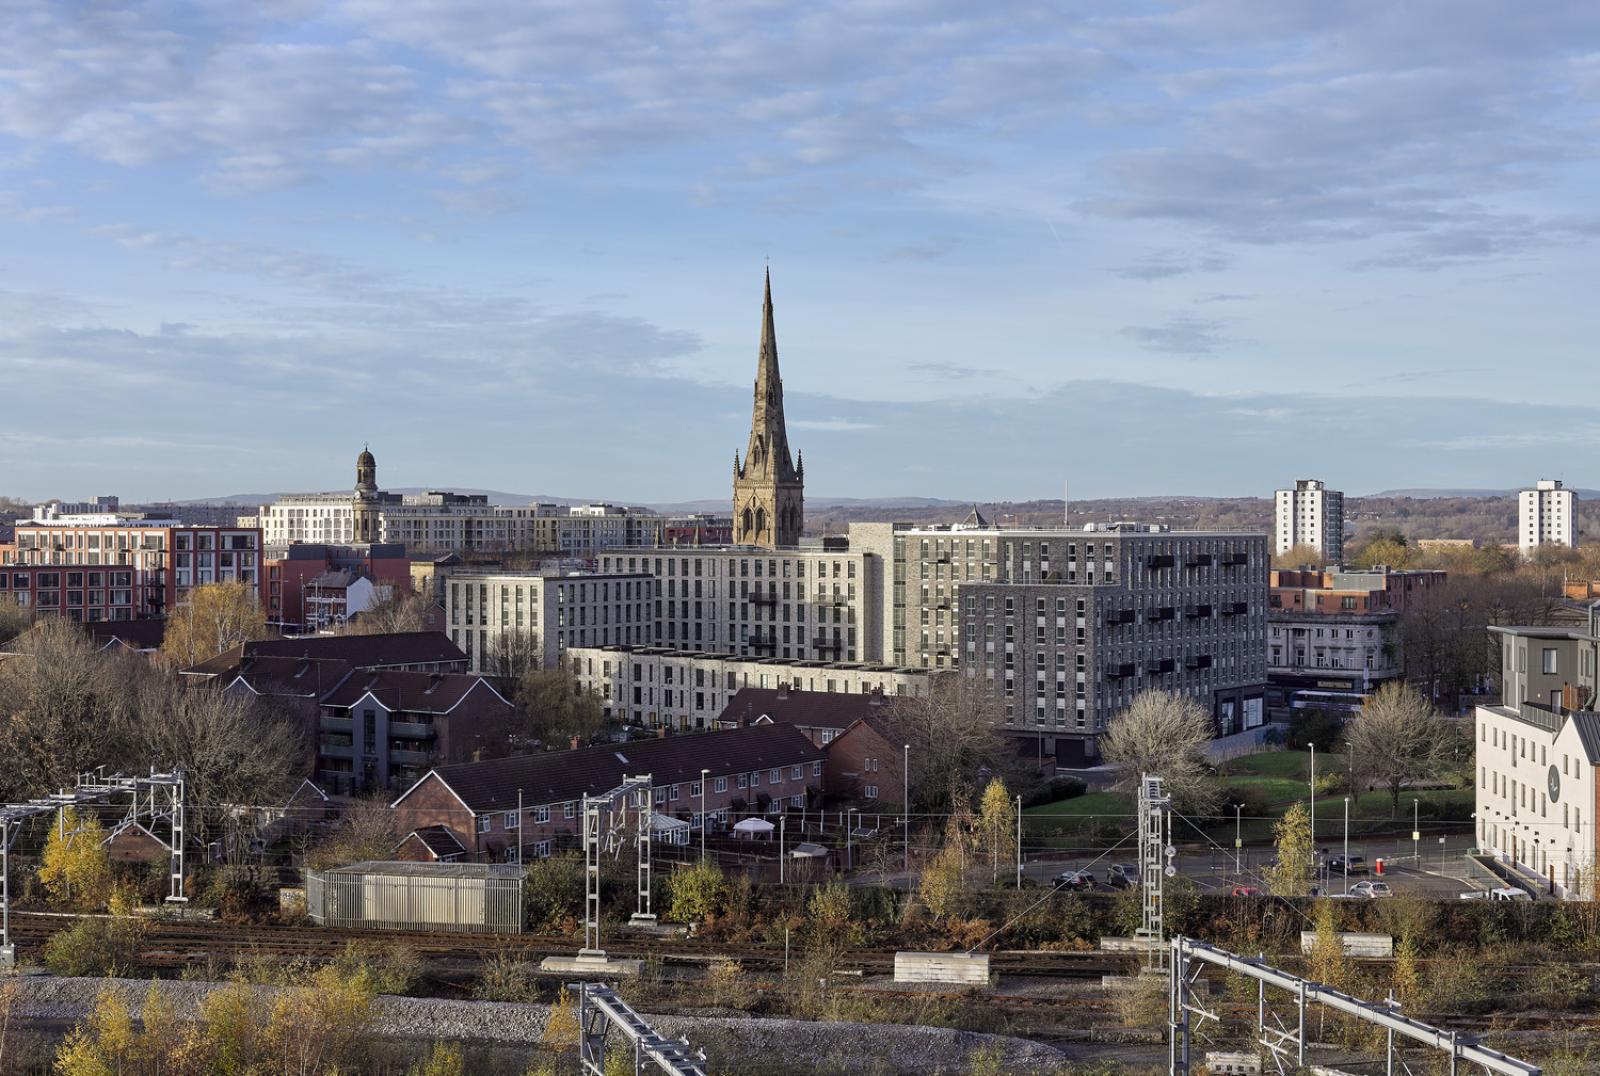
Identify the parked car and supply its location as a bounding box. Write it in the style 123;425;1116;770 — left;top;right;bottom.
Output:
1107;863;1140;889
1348;881;1393;898
1230;885;1262;897
1054;868;1096;891
1327;855;1367;876
1459;887;1531;901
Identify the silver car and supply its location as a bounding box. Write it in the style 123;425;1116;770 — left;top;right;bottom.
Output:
1348;880;1392;898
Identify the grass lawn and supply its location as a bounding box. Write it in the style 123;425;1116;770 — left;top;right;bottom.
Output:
1023;750;1473;846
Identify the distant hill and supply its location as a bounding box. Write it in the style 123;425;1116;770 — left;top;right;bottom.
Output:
1372;487;1600;499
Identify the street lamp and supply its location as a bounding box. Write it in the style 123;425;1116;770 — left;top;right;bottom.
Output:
700;768;710;863
779;814;787;884
903;744;911;882
1234;804;1242;873
1342;796;1350;895
846;807;858;870
1412;798;1420;867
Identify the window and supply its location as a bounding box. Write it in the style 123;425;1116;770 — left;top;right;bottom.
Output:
534;840;553;858
714;776;728;793
689;780;702;797
791;764;803;780
864;784;879;799
812;761;823;777
564;801;576;819
477;815;491;833
505;811;520;830
790;794;804;808
670;784;681;801
770;768;781;784
1543;648;1558;674
534;805;550;823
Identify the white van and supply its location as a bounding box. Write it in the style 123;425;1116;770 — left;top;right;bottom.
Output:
1459;887;1531;901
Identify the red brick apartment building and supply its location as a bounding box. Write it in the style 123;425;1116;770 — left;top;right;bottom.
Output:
390;724;824;861
1269;567;1446;615
264;542;414;632
5;516;264;617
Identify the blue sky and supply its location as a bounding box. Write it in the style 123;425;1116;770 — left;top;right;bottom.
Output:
2;1;1598;504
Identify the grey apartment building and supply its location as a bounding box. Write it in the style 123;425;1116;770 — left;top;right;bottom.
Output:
594;547;880;664
961;523;1268;765
444;570;656;672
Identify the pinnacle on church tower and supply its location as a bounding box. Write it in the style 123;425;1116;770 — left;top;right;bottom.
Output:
732;269;804;547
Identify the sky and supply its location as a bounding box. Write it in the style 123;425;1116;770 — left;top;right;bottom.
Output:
2;1;1599;504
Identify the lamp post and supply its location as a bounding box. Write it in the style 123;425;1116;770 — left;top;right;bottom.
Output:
779;814;786;885
846;807;858;870
516;788;523;866
1015;793;1023;891
1309;743;1317;848
1342;796;1350;896
1412;798;1420;867
902;743;911;883
700;768;710;863
1234;803;1242;873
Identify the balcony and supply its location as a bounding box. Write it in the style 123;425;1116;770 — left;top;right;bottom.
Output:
747;632;778;650
1147;658;1176;676
320;743;354;760
1146;554;1175;569
389;748;432;766
1222;601;1251;616
1224;552;1250;567
1106;662;1136;680
812;636;843;653
1185;604;1213;620
750;591;779;607
1185;654;1213;671
1186;553;1214;568
1148;606;1176;622
388;720;437;740
319;716;353;734
1105;608;1136;625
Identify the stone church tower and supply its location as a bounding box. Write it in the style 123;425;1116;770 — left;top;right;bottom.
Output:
353;444;380;543
733;270;804;548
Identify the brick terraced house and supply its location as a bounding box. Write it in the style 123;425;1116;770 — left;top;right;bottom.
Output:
389;724;824;861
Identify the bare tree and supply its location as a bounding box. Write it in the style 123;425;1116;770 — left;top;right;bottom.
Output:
1100;689;1219;814
310;794;400;869
1271;544;1327;570
518;660;606;748
1344;681;1451;816
881;678;1014;815
486;628;543;682
343;586;434;635
0;601;31;646
0;619;135;799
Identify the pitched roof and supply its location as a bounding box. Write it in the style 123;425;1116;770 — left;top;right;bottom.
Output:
87;619;167;652
962;504;991;527
185;630;466;676
717;686;890;733
321;670;511;717
399;724;824;814
228;657;354;699
398;825;466;859
1570;712;1600;765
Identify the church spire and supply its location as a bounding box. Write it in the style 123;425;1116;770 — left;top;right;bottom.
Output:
733;268;804;548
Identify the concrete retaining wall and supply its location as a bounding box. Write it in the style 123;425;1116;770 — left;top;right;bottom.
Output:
893;951;991;985
1299;931;1393;958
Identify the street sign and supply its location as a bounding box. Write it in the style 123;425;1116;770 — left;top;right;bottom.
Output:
1412;831;1420;841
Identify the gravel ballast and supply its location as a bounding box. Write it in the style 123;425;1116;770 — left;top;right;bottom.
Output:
6;975;1070;1074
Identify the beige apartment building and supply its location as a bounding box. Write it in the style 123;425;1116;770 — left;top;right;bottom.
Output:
594;546;880;663
565;644;933;730
444;570;655;672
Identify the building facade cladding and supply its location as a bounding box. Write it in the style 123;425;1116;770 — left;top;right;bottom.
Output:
566;645;933;731
5;518;263;616
594;546;880;664
1273;479;1345;562
1519;479;1578;556
961;528;1269;763
0;564;143;622
444;571;656;672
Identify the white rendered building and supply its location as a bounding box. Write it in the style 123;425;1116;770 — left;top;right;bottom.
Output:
1518;479;1577;556
1273;479;1345;562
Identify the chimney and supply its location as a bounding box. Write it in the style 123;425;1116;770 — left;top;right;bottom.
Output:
777;683;790;700
657;726;668;738
569;735;581;751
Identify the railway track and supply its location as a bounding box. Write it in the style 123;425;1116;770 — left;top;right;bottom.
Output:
4;911;1139;980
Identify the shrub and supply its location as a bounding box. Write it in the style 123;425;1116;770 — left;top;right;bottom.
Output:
473;952;537;1002
43;918;143;977
1020;777;1087;809
409;1041;465;1076
525;853;584;932
666;860;726;924
706;959;755;1009
333;940;422;996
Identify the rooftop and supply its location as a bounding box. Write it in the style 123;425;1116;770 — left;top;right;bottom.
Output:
717;686;891;732
184;630;466;676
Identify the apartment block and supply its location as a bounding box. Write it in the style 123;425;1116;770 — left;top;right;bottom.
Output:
1519;479;1578;556
0;564;143;622
565;644;932;731
961;524;1268;765
594;546;880;663
444;570;655;672
5;514;263;616
1476;623;1600;897
1273;479;1345;562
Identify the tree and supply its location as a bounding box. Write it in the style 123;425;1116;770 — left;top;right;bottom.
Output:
1265;802;1315;896
0;618;136;799
1271;544;1326;569
408;1041;465;1076
1344;682;1451;816
39;807;114;910
486;628;543;681
882;679;1014;815
127;671;305;841
308;795;398;870
666;859;726;923
161;581;271;667
1100;690;1219;813
518;663;606;748
345;587;434;635
975;778;1017;885
0;601;30;646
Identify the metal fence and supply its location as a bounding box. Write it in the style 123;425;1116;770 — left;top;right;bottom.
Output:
306;861;523;934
